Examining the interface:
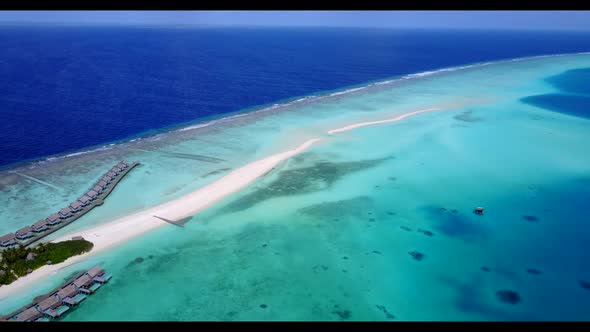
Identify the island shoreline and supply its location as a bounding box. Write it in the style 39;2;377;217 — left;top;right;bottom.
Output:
0;105;450;302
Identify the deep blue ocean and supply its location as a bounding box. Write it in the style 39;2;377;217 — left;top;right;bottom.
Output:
1;26;590;167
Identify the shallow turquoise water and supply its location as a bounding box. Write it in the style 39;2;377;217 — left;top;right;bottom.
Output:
1;54;590;320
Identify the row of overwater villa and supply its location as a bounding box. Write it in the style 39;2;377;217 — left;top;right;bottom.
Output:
1;265;112;322
0;160;138;248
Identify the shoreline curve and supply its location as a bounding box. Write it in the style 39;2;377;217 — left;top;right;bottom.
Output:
0;106;448;302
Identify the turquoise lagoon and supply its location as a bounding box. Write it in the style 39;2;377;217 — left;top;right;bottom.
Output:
1;54;590;320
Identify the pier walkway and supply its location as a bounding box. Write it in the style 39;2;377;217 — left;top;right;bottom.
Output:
0;265;112;322
0;161;140;251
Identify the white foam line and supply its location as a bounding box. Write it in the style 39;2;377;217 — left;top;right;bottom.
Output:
12;51;587;162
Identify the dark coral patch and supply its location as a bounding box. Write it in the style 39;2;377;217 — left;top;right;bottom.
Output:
439;276;536;320
453;110;484;122
369;218;376;222
376;305;395;320
526;268;542;275
481;266;490;272
312;265;329;273
221;155;392;213
332;310;351;320
259;304;268;309
522;215;539;222
409;251;425;261
387;211;396;216
400;226;412;232
417;229;434;236
297;196;374;222
134;257;144;264
580;280;590;290
421;205;486;242
496;290;521;305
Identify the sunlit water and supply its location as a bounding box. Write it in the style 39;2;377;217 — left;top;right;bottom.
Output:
1;53;590;321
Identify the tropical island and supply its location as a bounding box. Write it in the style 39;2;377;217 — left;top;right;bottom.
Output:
0;10;590;321
0;240;93;286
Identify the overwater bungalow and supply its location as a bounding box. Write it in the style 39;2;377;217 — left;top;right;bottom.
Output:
92;184;103;194
87;189;99;199
111;166;122;174
106;171;116;178
12;307;42;322
73;274;92;288
97;180;108;189
0;233;17;247
59;284;87;307
37;295;69;318
15;226;34;240
87;265;112;284
46;214;61;226
101;175;112;184
72;274;101;294
86;265;105;278
93;273;112;284
69;200;83;212
78;195;92;206
4;265;111;322
120;160;129;168
32;219;49;233
58;207;73;219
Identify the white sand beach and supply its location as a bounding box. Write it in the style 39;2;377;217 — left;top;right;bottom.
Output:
0;107;446;300
327;107;442;134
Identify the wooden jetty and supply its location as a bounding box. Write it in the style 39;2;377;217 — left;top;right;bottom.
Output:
0;161;140;251
0;265;112;322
